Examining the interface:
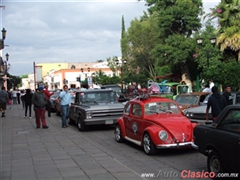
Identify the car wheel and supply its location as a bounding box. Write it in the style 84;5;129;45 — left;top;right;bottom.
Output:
143;133;157;155
115;124;124;143
207;150;224;177
77;116;86;131
68;117;75;125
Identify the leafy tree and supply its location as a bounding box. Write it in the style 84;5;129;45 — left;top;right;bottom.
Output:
145;0;203;85
123;11;161;81
206;0;240;61
6;73;21;90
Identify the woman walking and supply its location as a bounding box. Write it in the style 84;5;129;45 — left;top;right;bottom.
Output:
23;89;33;118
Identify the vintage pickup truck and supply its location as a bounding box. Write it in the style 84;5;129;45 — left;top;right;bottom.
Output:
68;89;124;131
193;105;240;176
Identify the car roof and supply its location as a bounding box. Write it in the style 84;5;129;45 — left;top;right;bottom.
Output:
176;92;210;96
101;84;120;87
130;95;176;105
75;89;113;93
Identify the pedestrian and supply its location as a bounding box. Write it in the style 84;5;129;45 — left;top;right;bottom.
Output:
59;84;71;128
7;89;13;110
12;88;17;104
202;84;211;92
209;80;214;90
23;89;33;118
222;85;233;106
20;90;26;109
43;85;54;117
17;89;21;104
0;87;8;117
206;86;227;121
32;86;48;129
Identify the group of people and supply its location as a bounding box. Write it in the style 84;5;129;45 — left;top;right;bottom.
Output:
206;85;232;121
0;84;72;129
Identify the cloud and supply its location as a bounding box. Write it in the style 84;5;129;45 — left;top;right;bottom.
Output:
1;0;220;76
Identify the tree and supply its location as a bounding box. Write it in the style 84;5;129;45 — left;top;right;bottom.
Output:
123;11;161;81
145;0;203;86
206;0;240;61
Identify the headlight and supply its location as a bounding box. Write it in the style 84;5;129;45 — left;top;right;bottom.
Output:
159;130;168;141
86;111;92;119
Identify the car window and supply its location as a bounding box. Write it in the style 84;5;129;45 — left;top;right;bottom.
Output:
218;109;240;133
236;94;240;104
175;95;198;105
145;102;180;115
132;104;142;117
79;91;117;103
124;103;130;114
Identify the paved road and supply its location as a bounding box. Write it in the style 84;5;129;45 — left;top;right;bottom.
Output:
1;104;209;180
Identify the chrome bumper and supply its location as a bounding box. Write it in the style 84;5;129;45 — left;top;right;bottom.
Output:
156;142;196;149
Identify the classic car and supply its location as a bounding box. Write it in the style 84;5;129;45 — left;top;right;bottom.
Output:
114;94;197;155
101;84;129;102
55;92;75;116
175;92;210;111
68;89;124;131
193;105;240;175
185;92;240;124
49;91;60;112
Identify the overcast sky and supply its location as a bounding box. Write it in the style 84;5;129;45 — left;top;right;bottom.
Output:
1;0;220;76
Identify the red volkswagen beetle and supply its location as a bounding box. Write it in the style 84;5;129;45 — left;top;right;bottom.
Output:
115;94;197;155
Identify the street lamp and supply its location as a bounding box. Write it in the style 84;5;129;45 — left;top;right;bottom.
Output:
115;59;127;94
5;53;9;61
197;37;216;67
0;28;7;50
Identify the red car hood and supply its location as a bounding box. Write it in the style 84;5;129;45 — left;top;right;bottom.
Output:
146;115;193;142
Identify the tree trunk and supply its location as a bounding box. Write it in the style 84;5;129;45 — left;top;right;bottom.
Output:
180;64;193;92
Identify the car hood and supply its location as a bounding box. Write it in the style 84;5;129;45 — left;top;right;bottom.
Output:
186;105;208;113
83;102;124;110
146;115;193;142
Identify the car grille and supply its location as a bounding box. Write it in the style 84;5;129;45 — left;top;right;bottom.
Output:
92;108;123;117
191;113;212;120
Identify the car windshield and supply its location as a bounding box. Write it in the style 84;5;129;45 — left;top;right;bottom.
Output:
104;86;121;96
79;91;117;103
144;102;180;115
175;95;198;105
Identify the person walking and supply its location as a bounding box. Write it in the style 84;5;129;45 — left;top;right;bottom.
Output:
59;85;71;128
7;89;13;110
32;87;48;129
0;87;8;117
222;85;233;106
43;85;54;117
23;89;33;118
206;86;227;121
12;88;17;104
20;90;26;109
17;89;21;104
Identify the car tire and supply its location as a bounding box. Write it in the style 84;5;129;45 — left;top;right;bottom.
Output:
142;133;157;155
68;117;75;125
207;150;224;177
77;116;87;131
115;124;124;143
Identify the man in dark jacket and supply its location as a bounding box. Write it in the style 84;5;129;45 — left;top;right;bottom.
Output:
32;87;48;129
222;85;233;106
206;86;227;121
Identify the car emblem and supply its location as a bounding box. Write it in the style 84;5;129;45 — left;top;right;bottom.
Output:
132;122;138;134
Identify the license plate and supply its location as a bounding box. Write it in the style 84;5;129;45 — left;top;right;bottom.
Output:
105;120;113;124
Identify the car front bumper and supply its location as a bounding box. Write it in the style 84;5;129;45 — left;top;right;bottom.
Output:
189;118;213;125
84;117;119;126
156;142;197;149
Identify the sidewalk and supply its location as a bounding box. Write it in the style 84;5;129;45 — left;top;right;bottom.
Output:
0;104;142;180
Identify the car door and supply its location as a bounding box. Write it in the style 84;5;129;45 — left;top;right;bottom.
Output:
215;109;240;172
125;103;143;142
